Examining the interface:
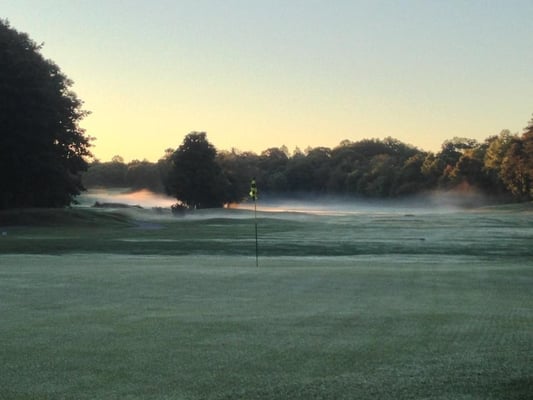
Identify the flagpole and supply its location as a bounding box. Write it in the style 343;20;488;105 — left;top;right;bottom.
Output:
254;198;258;267
250;178;258;267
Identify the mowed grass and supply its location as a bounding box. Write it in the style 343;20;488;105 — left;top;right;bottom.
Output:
2;207;533;258
0;207;532;399
1;255;532;399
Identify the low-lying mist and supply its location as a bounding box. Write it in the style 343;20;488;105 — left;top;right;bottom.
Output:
77;189;176;209
236;191;490;215
77;188;493;218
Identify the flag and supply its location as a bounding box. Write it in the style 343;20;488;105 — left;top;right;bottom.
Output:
250;177;259;267
249;178;258;201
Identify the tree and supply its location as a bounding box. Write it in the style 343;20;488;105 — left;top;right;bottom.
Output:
217;149;259;203
522;115;533;190
427;138;478;189
393;152;428;195
0;19;92;209
126;160;164;192
358;154;396;196
82;158;127;188
483;130;516;197
165;132;229;208
257;147;289;192
498;116;533;200
449;150;486;188
500;138;530;199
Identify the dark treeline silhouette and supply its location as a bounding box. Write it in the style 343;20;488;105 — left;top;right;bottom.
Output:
83;155;166;193
1;19;91;210
83;117;533;207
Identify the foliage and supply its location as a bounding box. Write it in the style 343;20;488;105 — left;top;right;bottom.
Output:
0;19;91;209
83;158;128;188
217;149;259;203
165;132;229;208
82;115;533;205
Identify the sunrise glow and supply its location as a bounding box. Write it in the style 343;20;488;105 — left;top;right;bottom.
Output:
4;1;532;162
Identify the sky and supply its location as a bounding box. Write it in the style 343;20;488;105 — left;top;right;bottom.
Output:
3;0;533;162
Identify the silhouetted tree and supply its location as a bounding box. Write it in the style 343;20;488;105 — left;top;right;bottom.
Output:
327;138;423;197
217;149;259;203
0;19;92;209
156;148;175;192
165;132;229;208
126;160;163;192
83;156;127;188
259;147;289;192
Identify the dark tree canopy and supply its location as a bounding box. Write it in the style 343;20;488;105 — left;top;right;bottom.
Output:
165;132;229;209
0;19;91;209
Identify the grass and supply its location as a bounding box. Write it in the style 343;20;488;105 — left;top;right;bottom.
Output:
2;207;533;258
0;207;532;399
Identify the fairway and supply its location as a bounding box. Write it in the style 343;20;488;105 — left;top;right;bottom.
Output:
1;205;532;399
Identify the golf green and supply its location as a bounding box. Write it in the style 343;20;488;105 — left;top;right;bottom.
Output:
0;207;532;399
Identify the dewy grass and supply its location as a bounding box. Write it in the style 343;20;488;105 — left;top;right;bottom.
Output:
2;207;533;258
1;254;532;399
0;207;532;399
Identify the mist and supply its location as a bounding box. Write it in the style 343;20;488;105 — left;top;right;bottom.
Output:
77;188;492;219
77;189;176;209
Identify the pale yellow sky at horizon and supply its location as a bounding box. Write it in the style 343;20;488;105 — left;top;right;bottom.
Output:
4;1;533;162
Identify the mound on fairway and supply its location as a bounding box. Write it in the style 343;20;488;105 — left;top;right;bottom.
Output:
0;207;133;227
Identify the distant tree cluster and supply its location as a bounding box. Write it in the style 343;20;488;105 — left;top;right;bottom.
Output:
83;119;533;208
82;155;166;193
214;124;533;203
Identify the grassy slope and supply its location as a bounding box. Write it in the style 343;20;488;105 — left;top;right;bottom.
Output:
0;208;133;227
2;206;533;258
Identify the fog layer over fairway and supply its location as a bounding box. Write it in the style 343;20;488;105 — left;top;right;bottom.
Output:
78;188;177;208
78;188;492;216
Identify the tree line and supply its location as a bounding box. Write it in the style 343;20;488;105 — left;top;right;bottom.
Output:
83;120;533;208
2;18;532;210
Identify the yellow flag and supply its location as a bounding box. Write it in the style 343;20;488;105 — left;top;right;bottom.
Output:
249;178;258;201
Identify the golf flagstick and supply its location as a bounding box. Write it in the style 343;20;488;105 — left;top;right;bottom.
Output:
250;178;258;267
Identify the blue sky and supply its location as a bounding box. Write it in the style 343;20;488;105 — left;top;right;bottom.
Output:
3;0;532;161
